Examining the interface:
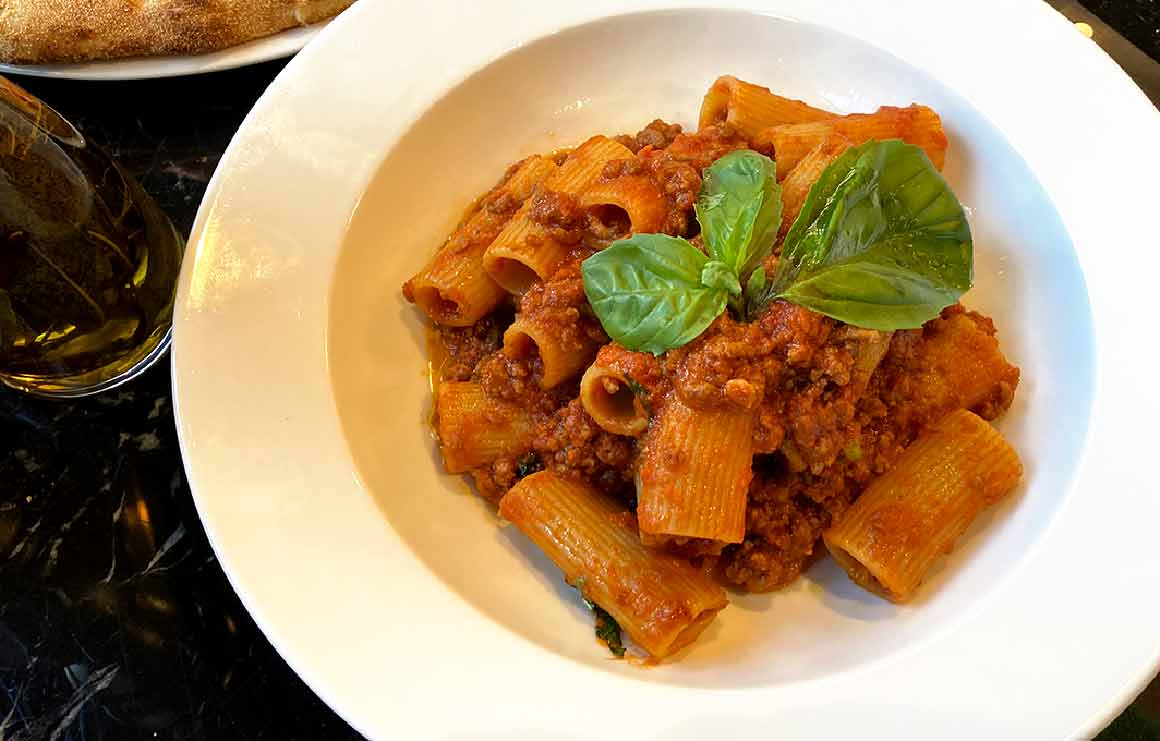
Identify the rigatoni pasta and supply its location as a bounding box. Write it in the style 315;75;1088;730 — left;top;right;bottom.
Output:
578;174;668;237
636;395;754;548
823;409;1023;603
402;75;1023;661
435;381;536;473
499;472;728;658
755;104;948;173
404;155;558;325
483;136;634;293
503;314;601;389
579;362;649;437
698;74;835;139
499;259;606;389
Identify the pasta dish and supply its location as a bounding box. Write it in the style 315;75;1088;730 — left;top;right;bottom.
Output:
401;76;1022;660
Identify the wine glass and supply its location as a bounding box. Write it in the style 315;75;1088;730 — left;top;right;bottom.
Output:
0;74;185;398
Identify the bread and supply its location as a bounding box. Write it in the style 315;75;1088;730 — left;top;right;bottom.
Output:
0;0;356;64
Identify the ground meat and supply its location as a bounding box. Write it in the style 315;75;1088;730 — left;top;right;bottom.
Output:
601;157;647;180
614;119;684;153
658;159;702;211
630;152;699;236
471;458;521;505
532;400;636;502
756;300;834;367
434;314;504;381
750;306;851;463
526;185;586;245
514;259;608;363
585;210;631;245
474;350;570;417
668;302;831;413
776;328;880;473
482;190;519;218
667;314;774;409
783;392;859;472
663;123;748;170
720;454;858;591
722;478;833;592
527;185;584;229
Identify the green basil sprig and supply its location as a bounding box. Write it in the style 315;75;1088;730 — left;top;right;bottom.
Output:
580;233;732;355
581;139;972;354
695;149;783;279
763;139;972;329
582;150;780;354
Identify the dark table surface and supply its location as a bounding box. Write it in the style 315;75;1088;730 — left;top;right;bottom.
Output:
2;3;1158;740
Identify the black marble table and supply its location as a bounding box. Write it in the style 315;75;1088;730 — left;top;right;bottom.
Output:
2;4;1158;739
1;62;361;740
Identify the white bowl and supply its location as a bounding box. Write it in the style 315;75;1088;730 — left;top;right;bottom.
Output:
173;1;1160;738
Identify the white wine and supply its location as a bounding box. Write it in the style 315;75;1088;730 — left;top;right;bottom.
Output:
0;76;184;397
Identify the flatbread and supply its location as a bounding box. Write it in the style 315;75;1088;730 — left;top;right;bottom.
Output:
0;0;356;64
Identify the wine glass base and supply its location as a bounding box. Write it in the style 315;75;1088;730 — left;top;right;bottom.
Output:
0;326;173;399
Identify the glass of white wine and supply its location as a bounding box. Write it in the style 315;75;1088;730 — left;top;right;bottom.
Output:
0;74;185;398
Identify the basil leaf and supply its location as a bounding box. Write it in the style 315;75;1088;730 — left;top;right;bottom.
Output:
581;233;727;355
743;265;766;317
700;260;741;296
593;604;626;658
571;578;626;658
695;149;782;278
771;140;972;330
515;453;541;479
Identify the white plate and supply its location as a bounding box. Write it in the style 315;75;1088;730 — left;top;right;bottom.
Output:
172;1;1160;738
0;22;328;81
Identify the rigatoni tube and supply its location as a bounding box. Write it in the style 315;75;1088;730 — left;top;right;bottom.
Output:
502;314;600;389
578;174;667;238
404;155;558;325
755;104;948;173
697;75;835;139
483;136;634;294
823;409;1023;603
435;381;536;473
579;362;649;437
636;394;754;547
499;472;728;658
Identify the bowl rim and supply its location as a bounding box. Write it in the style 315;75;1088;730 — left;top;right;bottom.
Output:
172;0;1160;737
